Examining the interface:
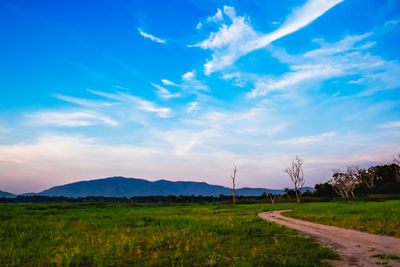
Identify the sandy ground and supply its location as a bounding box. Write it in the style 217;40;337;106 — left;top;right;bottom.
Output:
258;210;400;267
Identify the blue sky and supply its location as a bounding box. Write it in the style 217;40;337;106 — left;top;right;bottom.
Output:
1;0;399;194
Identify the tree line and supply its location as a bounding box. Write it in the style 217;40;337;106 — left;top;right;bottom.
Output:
230;154;400;204
278;154;400;202
313;158;400;198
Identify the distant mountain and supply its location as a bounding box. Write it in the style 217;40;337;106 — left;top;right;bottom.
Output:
29;177;307;197
236;187;283;196
0;190;16;198
302;186;315;192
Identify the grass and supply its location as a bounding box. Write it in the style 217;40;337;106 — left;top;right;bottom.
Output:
0;202;337;266
373;254;400;261
373;253;400;266
284;200;400;237
1;200;399;266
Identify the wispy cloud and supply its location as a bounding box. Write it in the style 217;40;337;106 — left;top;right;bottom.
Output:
151;83;181;99
53;94;116;107
133;98;172;118
245;32;400;97
162;129;219;155
193;7;257;75
182;71;195;80
384;19;399;27
89;90;172;118
161;79;179;87
137;28;166;44
187;102;199;113
28;110;118;127
379;121;400;128
160;71;209;95
276;132;337;145
0;124;11;134
207;8;223;23
194;0;344;74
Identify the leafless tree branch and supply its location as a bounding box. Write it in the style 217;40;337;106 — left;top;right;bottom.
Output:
284;156;305;203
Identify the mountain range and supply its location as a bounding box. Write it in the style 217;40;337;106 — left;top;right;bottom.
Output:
4;176;314;198
0;190;16;198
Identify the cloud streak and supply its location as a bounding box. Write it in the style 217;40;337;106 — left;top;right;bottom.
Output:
151;83;181;99
138;28;166;44
88;90;173;118
379;121;400;128
246;32;400;97
28;110;118;127
276;132;337;145
194;0;344;74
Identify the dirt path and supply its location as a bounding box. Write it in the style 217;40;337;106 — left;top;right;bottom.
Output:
258;210;400;267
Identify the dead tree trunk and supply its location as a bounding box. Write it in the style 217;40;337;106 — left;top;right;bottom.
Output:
295;190;300;203
269;193;276;204
284;156;305;204
231;166;237;205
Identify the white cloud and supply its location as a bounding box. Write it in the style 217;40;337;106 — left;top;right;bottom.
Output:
116;93;172;118
160;72;209;97
194;0;344;74
249;64;343;97
88;90;172;118
194;12;257;75
196;22;202;30
247;32;400;97
276;132;337;145
134;100;171;118
137;28;166;44
182;71;195;80
53;94;116;107
0;124;11;134
384;19;399;27
187;102;199;113
379;121;400;128
163;129;219;155
248;0;344;51
303;33;373;58
28;110;118;127
223;6;236;20
207;8;223;23
161;79;179;87
151;83;181;99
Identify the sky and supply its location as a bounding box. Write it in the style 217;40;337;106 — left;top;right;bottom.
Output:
0;0;399;194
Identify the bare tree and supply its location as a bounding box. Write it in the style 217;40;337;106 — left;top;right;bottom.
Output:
268;193;277;204
231;166;237;205
284;156;305;203
358;167;375;193
331;166;360;198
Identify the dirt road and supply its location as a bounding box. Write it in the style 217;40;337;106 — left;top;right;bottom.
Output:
258;210;400;266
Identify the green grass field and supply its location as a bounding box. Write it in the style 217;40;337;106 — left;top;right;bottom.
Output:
1;200;399;266
284;200;400;237
1;203;336;266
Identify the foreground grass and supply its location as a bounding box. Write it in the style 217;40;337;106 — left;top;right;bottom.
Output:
285;200;400;237
0;203;337;266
